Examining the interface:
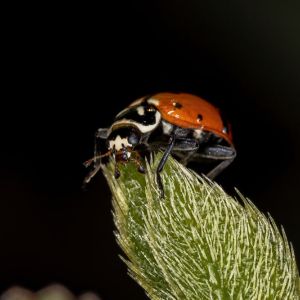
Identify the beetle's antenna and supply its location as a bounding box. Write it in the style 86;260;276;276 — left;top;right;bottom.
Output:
83;151;111;168
82;151;111;188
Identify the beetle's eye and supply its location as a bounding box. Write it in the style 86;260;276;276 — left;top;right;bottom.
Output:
128;133;139;146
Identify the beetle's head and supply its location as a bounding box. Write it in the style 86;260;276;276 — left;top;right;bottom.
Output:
106;126;145;177
107;125;141;156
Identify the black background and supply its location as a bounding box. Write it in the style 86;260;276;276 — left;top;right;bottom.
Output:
1;1;300;299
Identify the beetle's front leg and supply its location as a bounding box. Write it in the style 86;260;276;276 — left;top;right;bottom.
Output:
156;133;176;198
82;128;109;187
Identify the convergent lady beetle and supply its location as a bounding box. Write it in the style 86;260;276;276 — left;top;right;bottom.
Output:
84;93;236;195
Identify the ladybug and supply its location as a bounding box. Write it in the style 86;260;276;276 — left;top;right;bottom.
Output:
84;92;236;195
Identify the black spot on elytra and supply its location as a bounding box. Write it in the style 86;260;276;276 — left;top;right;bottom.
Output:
197;114;203;121
173;102;182;109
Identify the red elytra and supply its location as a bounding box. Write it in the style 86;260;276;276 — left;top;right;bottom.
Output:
146;92;233;145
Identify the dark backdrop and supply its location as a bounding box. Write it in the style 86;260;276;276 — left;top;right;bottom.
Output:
1;1;300;299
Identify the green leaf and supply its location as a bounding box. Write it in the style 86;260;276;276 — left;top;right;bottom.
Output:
102;154;300;300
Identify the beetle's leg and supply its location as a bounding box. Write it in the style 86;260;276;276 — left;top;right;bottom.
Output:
195;145;236;179
156;133;176;198
172;139;199;165
201;145;236;160
82;128;109;188
206;158;235;179
82;162;102;188
128;150;146;173
173;139;199;150
82;151;111;187
83;128;109;168
132;157;146;173
111;148;121;179
180;152;197;166
114;164;121;178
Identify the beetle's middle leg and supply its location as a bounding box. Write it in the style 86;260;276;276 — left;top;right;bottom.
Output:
172;139;199;165
194;145;236;179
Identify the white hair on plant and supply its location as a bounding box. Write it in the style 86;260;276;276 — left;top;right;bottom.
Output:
102;154;300;300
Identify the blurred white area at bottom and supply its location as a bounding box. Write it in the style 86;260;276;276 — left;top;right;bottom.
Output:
0;284;102;300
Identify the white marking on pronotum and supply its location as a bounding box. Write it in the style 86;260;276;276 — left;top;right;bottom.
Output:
175;114;180;119
136;106;145;116
109;135;132;151
147;98;160;106
109;111;161;134
167;110;175;115
162;120;173;135
193;129;203;139
129;97;144;107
